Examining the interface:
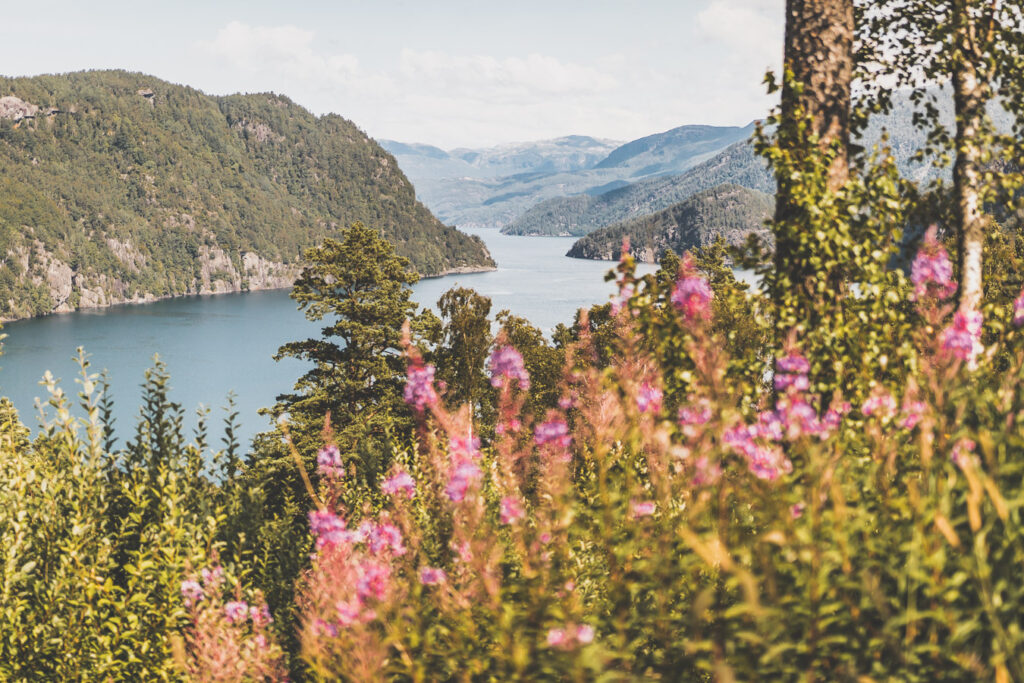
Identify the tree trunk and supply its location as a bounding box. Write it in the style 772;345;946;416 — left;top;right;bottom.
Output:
772;0;855;307
778;0;854;194
952;0;988;312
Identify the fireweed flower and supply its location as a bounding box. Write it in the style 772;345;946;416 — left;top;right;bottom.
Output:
181;580;203;606
500;496;525;524
419;567;447;586
201;566;224;590
636;383;663;414
942;309;983;366
791;502;806;519
775;353;810;392
355;561;391;603
445;460;482;503
1015;289;1024;327
547;628;568;648
309;509;354;549
630;499;656;518
488;346;531;390
365;522;407;556
951;438;977;468
862;391;898;421
316;445;344;478
249;604;272;627
381;470;416;499
692;456;722;487
671;273;714;322
535;419;571;449
900;400;927;430
224;600;249;625
449;434;482;460
404;363;439;411
911;227;957;301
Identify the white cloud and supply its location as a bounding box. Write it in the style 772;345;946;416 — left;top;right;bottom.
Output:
398;49;618;96
198;19;778;148
696;0;783;70
203;21;362;86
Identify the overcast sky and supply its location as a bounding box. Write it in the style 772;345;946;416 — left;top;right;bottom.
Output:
0;0;783;148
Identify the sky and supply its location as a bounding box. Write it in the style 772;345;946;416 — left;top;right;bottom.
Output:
0;0;783;149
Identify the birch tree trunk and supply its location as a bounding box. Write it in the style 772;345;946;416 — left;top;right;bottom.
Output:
952;0;989;312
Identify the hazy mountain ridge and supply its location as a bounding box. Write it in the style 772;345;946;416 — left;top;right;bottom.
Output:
505;139;774;236
383;124;758;228
0;70;494;320
566;184;773;262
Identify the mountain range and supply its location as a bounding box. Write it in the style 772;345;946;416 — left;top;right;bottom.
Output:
381;122;756;230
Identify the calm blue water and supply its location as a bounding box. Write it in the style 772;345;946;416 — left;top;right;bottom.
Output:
1;229;653;449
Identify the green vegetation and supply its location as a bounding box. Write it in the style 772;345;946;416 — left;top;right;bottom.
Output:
0;70;493;320
566;184;773;262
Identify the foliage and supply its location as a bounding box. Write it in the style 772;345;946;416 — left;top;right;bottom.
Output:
0;70;493;320
0;353;255;680
566;183;773;262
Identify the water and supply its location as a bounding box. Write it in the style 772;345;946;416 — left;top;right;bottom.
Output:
1;229;652;448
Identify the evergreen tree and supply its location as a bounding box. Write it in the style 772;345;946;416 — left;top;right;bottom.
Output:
269;222;430;463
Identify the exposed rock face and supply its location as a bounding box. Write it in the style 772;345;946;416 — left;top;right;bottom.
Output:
1;239;301;322
0;96;39;121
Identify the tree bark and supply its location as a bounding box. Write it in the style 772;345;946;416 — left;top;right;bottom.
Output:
772;0;855;305
778;0;855;194
952;0;989;312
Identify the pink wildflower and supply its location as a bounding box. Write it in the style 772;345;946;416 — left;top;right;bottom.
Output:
951;438;977;468
200;566;224;590
630;499;656;518
942;309;983;366
381;470;416;499
671;274;714;322
535;419;571;449
1015;289;1024;327
365;522;407;556
449;434;482;460
445;460;482;503
355;561;391;603
180;579;203;607
500;496;525;524
791;502;806;519
862;390;898;421
489;346;531;390
775;353;810;392
576;624;595;644
692;456;722;487
224;600;249;625
900;400;927;430
547;628;568;648
316;445;344;478
911;227;957;301
249;603;272;627
404;363;439;411
309;509;354;549
636;383;663;414
419;567;447;586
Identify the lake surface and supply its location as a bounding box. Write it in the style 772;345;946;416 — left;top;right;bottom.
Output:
1;229;653;449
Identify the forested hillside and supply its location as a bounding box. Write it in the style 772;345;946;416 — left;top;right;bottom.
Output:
504;140;773;236
0;70;493;320
565;184;773;261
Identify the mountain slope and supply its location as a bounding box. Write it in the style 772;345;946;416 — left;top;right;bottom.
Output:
0;70;493;320
383;124;757;228
566;184;773;262
504;139;773;236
